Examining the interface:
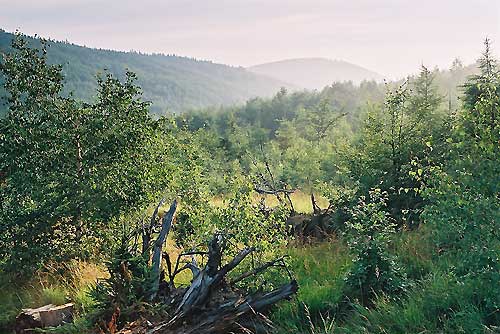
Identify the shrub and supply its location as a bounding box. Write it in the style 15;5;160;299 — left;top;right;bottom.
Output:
343;189;408;305
90;236;154;325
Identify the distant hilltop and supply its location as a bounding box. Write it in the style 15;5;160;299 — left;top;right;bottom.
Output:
248;58;385;90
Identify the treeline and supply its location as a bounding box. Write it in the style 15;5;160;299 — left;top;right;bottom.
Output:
176;61;475;200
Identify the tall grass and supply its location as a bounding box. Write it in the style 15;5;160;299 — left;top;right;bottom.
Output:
272;227;497;334
0;261;106;332
272;239;352;333
338;271;490;333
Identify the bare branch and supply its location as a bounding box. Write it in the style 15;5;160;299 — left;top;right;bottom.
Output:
231;256;286;285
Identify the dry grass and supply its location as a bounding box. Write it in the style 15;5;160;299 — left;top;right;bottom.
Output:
0;260;108;330
261;191;329;213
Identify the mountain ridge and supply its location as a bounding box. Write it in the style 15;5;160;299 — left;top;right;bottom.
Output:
0;30;295;115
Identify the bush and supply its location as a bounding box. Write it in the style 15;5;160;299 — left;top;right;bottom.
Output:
343;189;408;305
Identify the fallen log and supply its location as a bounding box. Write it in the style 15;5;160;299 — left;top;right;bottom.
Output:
133;281;297;334
109;198;298;334
140;230;297;333
152;280;298;334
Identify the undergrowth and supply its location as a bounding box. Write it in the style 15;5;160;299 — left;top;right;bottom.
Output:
273;226;499;334
0;261;105;333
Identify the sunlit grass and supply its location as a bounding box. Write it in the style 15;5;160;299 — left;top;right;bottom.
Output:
212;190;329;214
0;260;107;331
261;191;330;213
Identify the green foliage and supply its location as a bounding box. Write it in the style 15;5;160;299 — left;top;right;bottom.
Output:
462;38;500;140
291;98;346;142
0;34;81;273
175;176;289;257
349;67;448;227
343;190;408;305
418;40;500;327
0;33;181;274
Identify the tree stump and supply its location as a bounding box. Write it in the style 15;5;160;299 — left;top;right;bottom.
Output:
14;303;74;334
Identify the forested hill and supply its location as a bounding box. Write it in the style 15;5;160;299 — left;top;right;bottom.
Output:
0;30;294;115
248;58;385;90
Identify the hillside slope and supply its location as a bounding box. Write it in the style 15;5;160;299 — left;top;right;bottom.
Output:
248;58;384;90
0;30;293;115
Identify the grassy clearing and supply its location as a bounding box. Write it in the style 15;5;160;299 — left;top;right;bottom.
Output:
262;191;330;214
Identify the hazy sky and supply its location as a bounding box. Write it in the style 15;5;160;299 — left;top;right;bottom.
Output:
1;0;499;79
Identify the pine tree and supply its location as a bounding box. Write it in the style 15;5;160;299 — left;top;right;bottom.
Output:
462;38;499;140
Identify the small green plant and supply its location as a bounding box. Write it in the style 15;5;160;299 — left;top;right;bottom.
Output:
90;235;154;326
343;189;408;305
73;287;96;314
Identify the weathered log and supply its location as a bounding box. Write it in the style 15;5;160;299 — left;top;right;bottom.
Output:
171;241;255;322
146;280;298;334
114;199;298;334
139;232;297;334
194;280;298;333
15;303;74;334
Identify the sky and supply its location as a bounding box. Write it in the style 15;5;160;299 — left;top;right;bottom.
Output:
1;0;499;79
